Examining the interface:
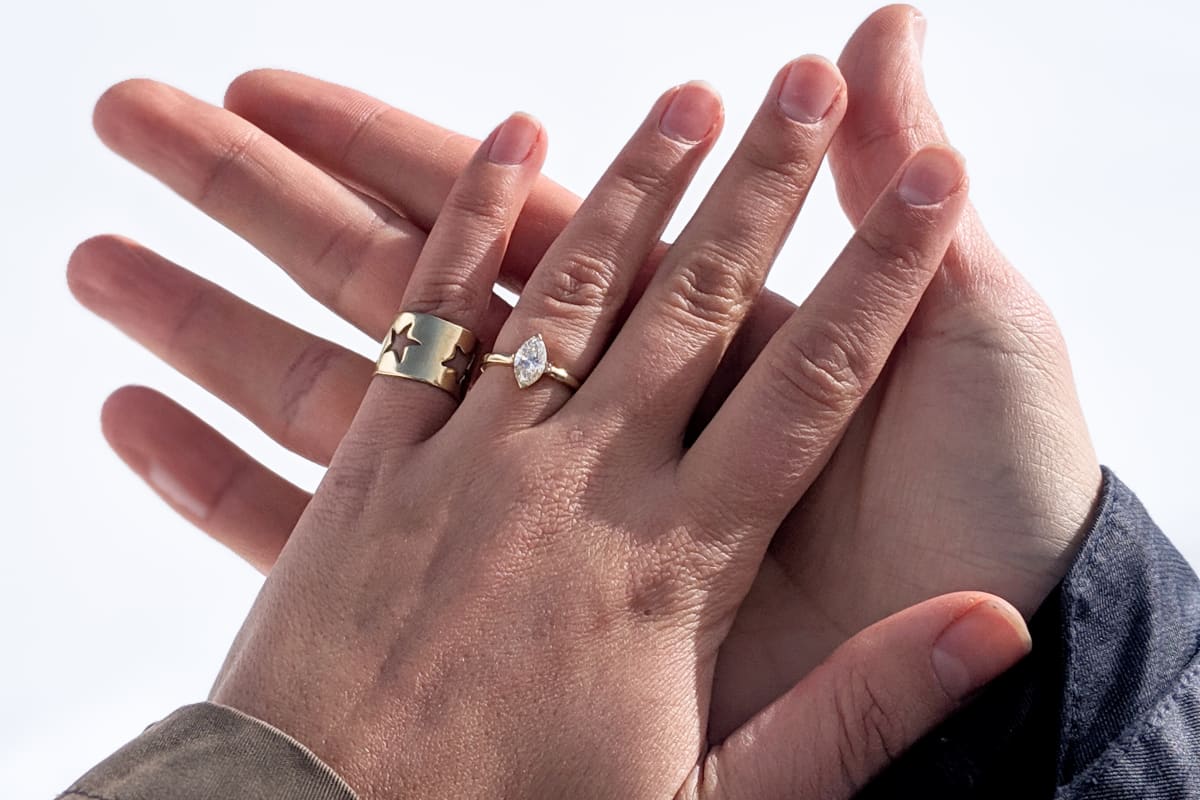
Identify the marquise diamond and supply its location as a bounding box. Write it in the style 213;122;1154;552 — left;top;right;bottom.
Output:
513;334;548;388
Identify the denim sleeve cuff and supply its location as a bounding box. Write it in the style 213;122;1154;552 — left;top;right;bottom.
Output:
58;702;358;800
1055;467;1200;792
859;467;1200;798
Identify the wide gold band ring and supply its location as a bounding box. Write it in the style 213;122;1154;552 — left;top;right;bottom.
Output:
375;311;478;400
480;334;581;390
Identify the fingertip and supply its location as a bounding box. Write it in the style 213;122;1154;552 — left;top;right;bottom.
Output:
911;7;927;54
931;593;1032;700
98;387;221;523
92;78;157;145
842;4;925;68
658;80;724;144
223;68;267;111
776;54;846;125
67;234;126;305
486;112;546;166
224;68;296;112
99;385;158;466
980;595;1034;651
897;144;967;206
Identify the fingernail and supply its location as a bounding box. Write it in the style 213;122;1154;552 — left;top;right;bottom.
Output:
659;81;721;143
487;113;540;165
912;10;927;56
931;598;1032;700
777;57;841;123
897;147;963;205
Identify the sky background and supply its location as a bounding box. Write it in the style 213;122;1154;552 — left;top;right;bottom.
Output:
2;0;1197;794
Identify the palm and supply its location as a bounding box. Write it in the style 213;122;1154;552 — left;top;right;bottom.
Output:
700;9;1107;737
707;260;1100;736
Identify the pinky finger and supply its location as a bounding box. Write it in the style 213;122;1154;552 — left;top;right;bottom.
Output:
101;385;309;573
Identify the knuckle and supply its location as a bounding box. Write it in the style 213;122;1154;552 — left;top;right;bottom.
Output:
276;341;350;446
405;270;485;322
739;134;816;199
443;186;513;229
768;320;870;416
310;208;409;316
849;120;927;159
831;666;904;791
662;243;759;330
318;442;391;519
609;154;674;206
854;226;927;277
538;249;617;315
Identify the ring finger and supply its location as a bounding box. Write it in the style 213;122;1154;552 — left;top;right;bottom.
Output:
468;82;722;427
360;113;547;443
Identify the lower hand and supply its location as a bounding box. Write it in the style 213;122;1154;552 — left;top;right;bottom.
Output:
72;5;1087;751
204;68;1030;798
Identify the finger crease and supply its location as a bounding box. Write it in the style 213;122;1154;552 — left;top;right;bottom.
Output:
195;128;265;206
337;103;390;171
277;341;344;446
314;209;397;324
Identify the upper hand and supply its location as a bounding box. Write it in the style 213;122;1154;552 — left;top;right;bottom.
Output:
70;3;1089;752
193;65;1025;798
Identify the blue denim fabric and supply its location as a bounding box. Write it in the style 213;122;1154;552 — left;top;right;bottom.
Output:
860;468;1200;798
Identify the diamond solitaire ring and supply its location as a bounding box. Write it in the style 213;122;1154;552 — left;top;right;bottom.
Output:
480;334;581;390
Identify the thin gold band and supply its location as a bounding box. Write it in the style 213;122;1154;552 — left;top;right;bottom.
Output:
480;352;581;390
375;311;478;400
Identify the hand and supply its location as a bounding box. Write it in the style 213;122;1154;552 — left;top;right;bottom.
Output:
72;53;1032;795
709;4;1103;733
71;6;1087;748
193;65;1029;798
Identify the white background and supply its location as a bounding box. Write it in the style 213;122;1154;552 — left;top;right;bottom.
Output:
2;0;1196;795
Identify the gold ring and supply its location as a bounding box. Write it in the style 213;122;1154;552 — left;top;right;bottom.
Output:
480;334;581;390
375;311;478;400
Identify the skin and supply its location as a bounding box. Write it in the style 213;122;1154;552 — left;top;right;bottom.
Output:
68;5;1093;784
196;64;1027;799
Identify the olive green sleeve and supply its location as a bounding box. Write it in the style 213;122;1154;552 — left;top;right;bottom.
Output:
58;702;358;800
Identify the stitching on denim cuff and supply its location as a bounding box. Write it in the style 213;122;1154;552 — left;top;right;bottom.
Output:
1064;656;1200;792
55;789;120;800
1059;468;1125;761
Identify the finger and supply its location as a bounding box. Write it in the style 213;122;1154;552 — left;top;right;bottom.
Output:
224;69;584;293
830;4;1003;294
93;78;426;337
580;57;846;439
682;146;967;549
68;234;371;465
101;386;308;573
469;83;722;426
362;113;547;443
222;68;803;436
695;592;1032;799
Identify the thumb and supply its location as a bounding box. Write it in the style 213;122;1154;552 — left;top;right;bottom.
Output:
830;5;1012;298
830;4;945;226
695;592;1031;799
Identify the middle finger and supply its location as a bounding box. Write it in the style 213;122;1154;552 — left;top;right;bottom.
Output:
579;56;846;440
469;82;723;426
